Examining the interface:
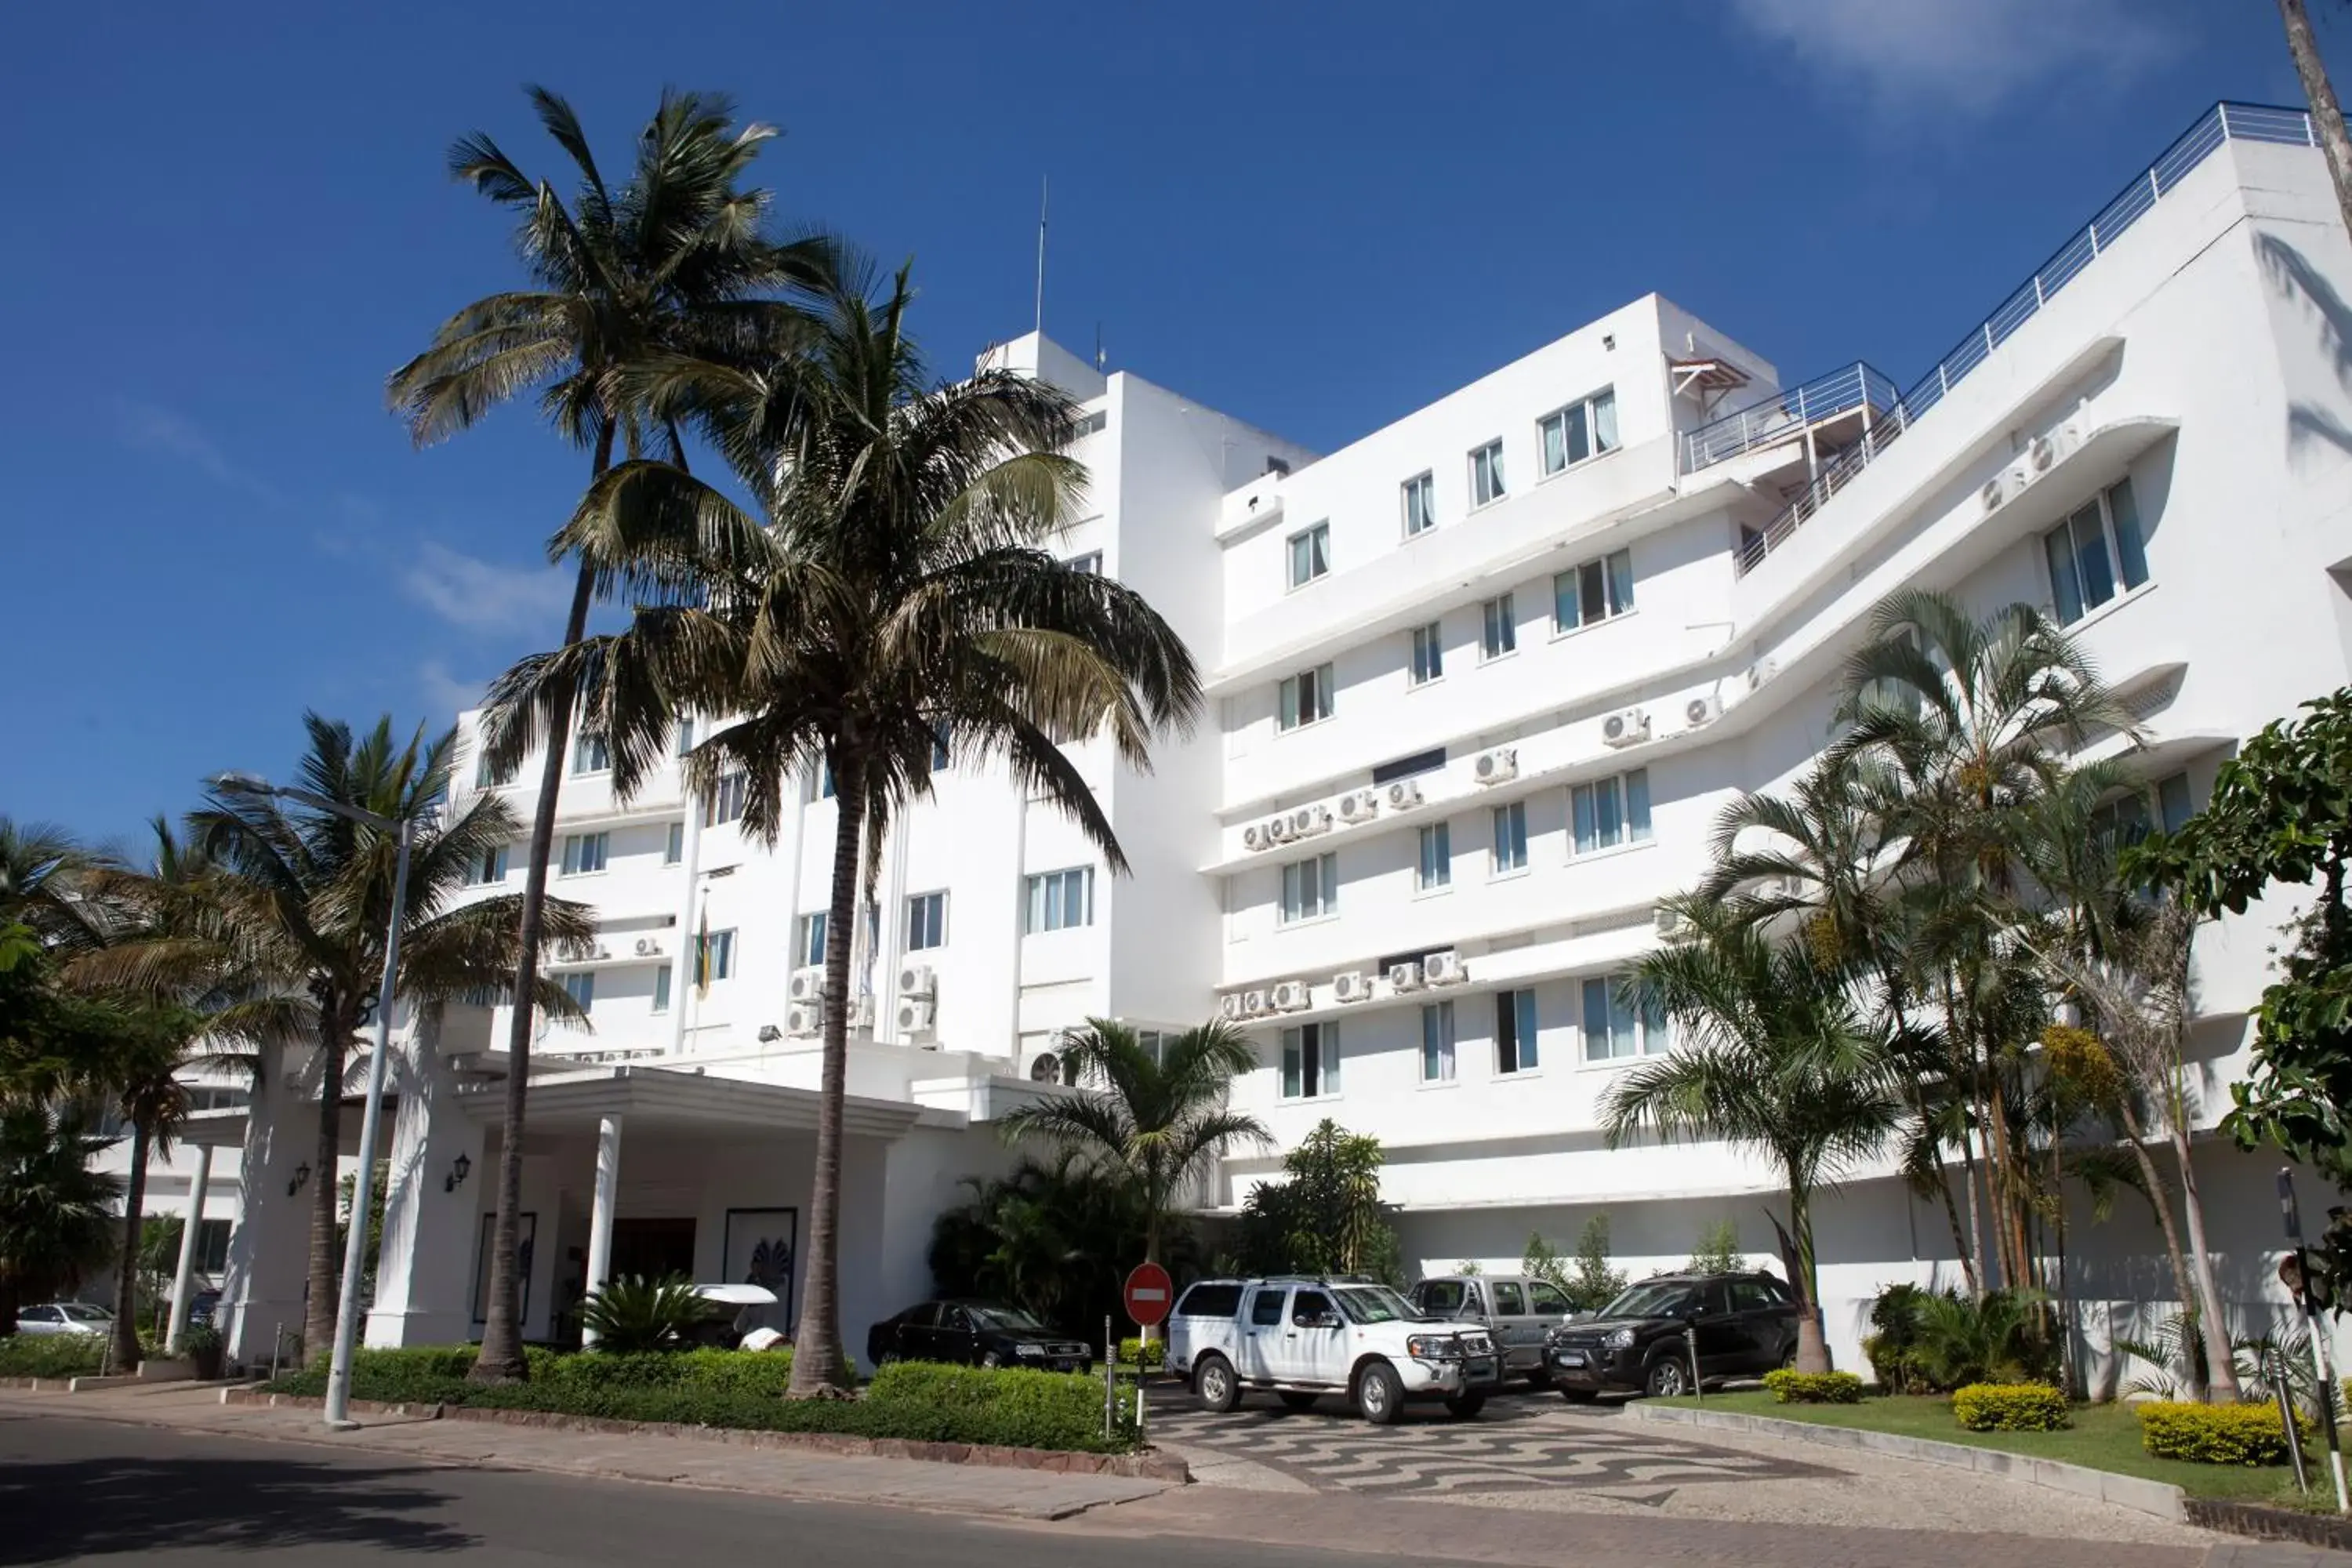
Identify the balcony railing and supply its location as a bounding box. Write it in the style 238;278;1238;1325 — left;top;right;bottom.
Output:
1682;361;1900;471
1729;100;2315;579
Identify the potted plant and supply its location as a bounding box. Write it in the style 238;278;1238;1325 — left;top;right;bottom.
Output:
182;1323;224;1381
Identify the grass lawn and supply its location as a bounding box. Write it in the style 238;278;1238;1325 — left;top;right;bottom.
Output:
1656;1391;2325;1505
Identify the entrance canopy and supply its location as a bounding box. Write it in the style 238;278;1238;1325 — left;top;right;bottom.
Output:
452;1064;930;1142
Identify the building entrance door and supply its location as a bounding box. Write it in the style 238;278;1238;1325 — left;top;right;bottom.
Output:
608;1218;697;1281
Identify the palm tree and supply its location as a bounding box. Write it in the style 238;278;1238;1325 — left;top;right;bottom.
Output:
0;1100;118;1336
88;1004;195;1368
1000;1019;1269;1290
1602;898;1907;1374
388;86;833;1383
2278;0;2352;244
481;263;1205;1392
108;715;594;1361
0;818;101;951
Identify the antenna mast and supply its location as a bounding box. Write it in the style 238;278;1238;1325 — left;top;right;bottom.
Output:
1033;176;1048;338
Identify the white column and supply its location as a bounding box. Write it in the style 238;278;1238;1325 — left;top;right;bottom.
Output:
163;1145;215;1355
668;812;702;1055
364;1007;488;1348
220;1044;317;1370
581;1115;624;1346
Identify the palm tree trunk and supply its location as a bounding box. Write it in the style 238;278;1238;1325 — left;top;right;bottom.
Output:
111;1122;151;1370
2280;0;2352;242
789;752;864;1396
474;428;615;1386
305;1025;346;1360
1787;1182;1831;1374
2168;1118;2240;1402
2115;1102;2205;1403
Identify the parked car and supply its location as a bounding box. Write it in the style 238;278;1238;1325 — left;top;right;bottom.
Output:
17;1302;114;1337
1408;1272;1577;1385
1165;1276;1501;1425
1544;1272;1801;1399
864;1300;1094;1372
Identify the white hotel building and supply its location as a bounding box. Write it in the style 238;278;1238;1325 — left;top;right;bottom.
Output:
187;102;2352;1379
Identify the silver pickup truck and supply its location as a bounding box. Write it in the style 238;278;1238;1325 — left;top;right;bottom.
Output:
1408;1273;1578;1385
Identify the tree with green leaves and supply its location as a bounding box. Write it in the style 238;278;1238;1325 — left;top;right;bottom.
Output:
481;263;1205;1393
928;1149;1174;1334
389;86;833;1384
1603;898;1907;1372
1236;1120;1399;1284
0;1099;118;1336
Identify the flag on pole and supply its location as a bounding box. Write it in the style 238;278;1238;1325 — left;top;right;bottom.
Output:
695;899;712;1000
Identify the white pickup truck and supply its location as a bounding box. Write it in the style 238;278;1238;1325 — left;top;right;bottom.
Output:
1164;1276;1501;1423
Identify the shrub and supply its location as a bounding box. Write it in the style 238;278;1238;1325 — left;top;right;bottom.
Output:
866;1360;1122;1451
577;1276;711;1353
2140;1400;2318;1466
539;1347;795;1398
1863;1284;1932;1392
1911;1289;2056;1391
0;1334;111;1378
1116;1338;1164;1372
1762;1369;1864;1404
1951;1381;2071;1432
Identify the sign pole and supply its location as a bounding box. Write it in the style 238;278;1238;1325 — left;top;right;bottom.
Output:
2279;1168;2348;1514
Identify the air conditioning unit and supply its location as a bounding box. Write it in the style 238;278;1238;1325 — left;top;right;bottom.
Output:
1337;789;1380;825
1386;960;1425;993
1747;658;1779;693
1685;694;1722;729
1217;992;1248;1023
593;944;612;961
2006;460;2031;497
1386;778;1425;811
896;963;936;998
1240;988;1270;1017
1980;477;2007;516
1291;804;1333;837
1271;979;1311;1012
849;996;876;1028
1473;747;1518;786
1243;822;1271;853
786;1002;823;1036
1333;970;1370;1004
1654;906;1687;938
2029;431;2058;474
788;967;824;1004
1423;950;1466;986
1028;1051;1062;1084
633;937;662;957
1267;813;1297;844
1601;707;1651;749
896;997;936;1033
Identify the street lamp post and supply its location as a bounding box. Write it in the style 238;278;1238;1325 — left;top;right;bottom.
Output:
215;774;414;1432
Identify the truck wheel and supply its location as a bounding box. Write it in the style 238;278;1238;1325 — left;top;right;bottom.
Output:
1194;1354;1241;1414
1559;1387;1599;1404
1355;1361;1405;1425
1444;1393;1486;1420
1644;1352;1690;1399
1277;1391;1319;1410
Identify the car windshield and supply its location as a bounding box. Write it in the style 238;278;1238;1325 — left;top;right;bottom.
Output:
1333;1285;1417;1324
1599;1281;1697;1319
967;1305;1048;1333
62;1305;111;1323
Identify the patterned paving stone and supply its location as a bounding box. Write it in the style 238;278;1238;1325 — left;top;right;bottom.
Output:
1149;1395;1843;1496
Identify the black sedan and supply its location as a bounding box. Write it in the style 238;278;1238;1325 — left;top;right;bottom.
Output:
864;1300;1094;1372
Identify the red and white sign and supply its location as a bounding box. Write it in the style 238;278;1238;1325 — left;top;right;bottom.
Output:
1123;1261;1174;1328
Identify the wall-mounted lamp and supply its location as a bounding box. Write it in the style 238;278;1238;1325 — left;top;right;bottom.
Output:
444;1152;473;1194
287;1162;312;1197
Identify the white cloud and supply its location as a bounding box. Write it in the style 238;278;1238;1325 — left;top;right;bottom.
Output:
1726;0;2178;114
116;400;283;503
417;660;485;718
398;542;572;636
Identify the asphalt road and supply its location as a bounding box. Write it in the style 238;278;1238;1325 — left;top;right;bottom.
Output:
0;1414;1357;1568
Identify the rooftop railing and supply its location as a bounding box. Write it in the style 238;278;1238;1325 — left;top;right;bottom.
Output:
1726;100;2316;578
1681;361;1902;471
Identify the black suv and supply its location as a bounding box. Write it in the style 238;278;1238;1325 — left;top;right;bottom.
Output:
1544;1272;1801;1400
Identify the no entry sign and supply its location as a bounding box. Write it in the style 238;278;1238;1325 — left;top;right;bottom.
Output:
1123;1261;1174;1328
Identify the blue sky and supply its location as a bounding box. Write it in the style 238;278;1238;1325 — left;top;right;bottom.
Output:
0;0;2315;845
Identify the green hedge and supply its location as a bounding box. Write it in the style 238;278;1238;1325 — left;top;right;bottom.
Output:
2140;1400;2317;1465
0;1334;113;1378
1116;1338;1165;1371
263;1350;1126;1453
1951;1382;2070;1432
1761;1369;1864;1404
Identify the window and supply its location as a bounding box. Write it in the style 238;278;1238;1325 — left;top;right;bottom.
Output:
1177;1282;1244;1319
796;913;827;967
1571;769;1653;855
1493;1281;1526;1315
474;750;514;789
1065;551;1102;575
559;832;609;876
1481;593;1517;660
561;971;595;1011
906;891;947;951
194;1218;231;1274
1469;439;1505;507
188;1087;249;1112
1583;975;1668;1062
664;822;684;866
1278;664;1334;731
697;927;735;982
1417;822;1451;891
1730;1279;1779;1312
2158;772;2194;833
804;763;836;803
2045;477;2149;625
1291;1288;1335;1326
1401;471;1437;537
1491;802;1527;875
675;715;695;757
930;724;952;773
1421;1000;1456;1082
572;733;611;775
2094;771;2195;846
1075;409;1109;437
1496;988;1540;1074
1280;852;1339;924
1554;549;1635;632
1373;747;1446;785
1287;522;1330;588
1528;1280;1571;1316
704;771;747;827
1025;867;1094;933
464;844;509;887
1281;1022;1339;1099
653;966;672;1014
1538;387;1620;476
1409;622;1443;687
1250;1287;1288;1327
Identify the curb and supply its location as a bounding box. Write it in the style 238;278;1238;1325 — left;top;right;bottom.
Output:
2183;1497;2352;1550
1631;1400;2185;1521
220;1388;1189;1482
